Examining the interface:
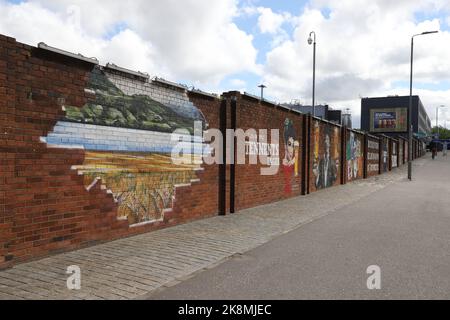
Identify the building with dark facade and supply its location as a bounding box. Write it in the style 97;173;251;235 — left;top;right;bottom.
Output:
328;109;343;125
361;95;432;140
284;104;329;119
282;103;350;127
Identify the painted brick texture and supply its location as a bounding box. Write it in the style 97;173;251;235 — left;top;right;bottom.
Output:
0;36;220;268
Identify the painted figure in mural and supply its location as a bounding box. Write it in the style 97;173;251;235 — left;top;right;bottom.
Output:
282;118;299;195
314;125;338;189
346;132;361;180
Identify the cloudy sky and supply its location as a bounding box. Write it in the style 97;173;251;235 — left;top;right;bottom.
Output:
1;0;450;127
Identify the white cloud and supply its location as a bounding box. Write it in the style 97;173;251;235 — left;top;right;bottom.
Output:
260;0;450;127
1;0;449;129
0;0;259;86
257;7;288;34
230;78;247;87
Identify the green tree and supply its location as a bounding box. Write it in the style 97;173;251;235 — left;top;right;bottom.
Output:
432;126;450;139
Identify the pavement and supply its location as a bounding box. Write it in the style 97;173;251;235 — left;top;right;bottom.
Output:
147;153;450;300
0;154;436;300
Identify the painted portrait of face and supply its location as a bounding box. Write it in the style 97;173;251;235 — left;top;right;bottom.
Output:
283;118;297;166
283;118;299;195
286;137;295;162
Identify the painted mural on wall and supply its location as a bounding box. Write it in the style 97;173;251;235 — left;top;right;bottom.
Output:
367;138;380;176
392;141;398;168
282;118;300;195
43;66;206;225
64;67;205;134
346;131;363;181
313;122;340;190
382;139;389;172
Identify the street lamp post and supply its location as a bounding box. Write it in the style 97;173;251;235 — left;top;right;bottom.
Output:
308;31;316;117
408;30;438;181
436;105;445;138
258;84;267;100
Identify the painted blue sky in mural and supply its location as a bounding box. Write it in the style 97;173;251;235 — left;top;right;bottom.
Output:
1;0;450;128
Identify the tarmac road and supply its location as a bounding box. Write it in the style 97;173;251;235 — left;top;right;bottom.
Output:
148;154;450;300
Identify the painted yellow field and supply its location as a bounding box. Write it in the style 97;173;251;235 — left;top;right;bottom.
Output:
75;151;202;225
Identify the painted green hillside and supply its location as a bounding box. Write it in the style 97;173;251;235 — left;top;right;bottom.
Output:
64;68;202;134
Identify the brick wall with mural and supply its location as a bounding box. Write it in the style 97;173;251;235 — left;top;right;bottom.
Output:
345;129;365;183
380;135;390;173
0;35;220;269
0;33;427;269
366;135;381;177
225;93;304;212
309;118;342;193
391;139;399;169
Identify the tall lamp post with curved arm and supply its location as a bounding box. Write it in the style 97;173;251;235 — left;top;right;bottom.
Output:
408;30;438;181
308;31;317;117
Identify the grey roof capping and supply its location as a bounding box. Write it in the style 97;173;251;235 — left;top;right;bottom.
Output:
277;103;295;112
105;63;149;80
243;91;262;101
311;115;342;127
366;133;381;139
243;92;302;114
37;42;99;65
348;128;366;135
189;88;219;99
152;77;188;91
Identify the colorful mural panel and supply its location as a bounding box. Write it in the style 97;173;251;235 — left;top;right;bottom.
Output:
392;141;398;168
43;67;206;225
367;138;380;176
382;138;389;172
346;131;363;181
312;121;340;190
282;118;300;195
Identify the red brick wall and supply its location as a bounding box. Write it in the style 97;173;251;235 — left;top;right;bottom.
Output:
169;92;221;223
230;94;303;211
1;34;427;269
0;36;220;269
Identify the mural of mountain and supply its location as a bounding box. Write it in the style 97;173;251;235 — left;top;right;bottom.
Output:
64;68;203;134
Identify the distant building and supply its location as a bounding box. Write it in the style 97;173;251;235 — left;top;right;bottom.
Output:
284;104;329;120
341;108;352;129
361;95;432;140
328;109;343;125
282;103;350;127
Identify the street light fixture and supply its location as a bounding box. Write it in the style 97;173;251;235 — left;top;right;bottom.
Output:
258;84;267;100
408;30;438;181
308;31;316;117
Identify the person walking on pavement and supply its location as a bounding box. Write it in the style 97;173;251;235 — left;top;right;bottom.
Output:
443;142;448;157
432;143;437;160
